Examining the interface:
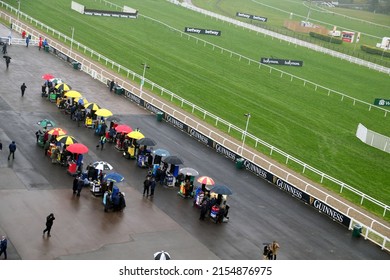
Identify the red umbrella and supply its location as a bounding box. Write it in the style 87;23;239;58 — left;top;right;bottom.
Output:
197;176;215;185
66;143;89;154
115;124;133;134
42;73;55;80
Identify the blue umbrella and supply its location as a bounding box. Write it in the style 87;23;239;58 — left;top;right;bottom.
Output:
153;149;170;157
104;172;124;183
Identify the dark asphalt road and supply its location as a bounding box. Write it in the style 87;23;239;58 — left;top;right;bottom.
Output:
0;25;389;260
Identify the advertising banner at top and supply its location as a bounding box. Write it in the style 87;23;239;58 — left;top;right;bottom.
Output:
84;8;138;18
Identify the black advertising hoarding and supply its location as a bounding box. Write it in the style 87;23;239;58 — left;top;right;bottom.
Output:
124;90;144;107
144;102;163;116
184;27;221;36
236;12;268;22
272;175;310;203
187;127;214;147
165;115;188;132
260;58;303;67
309;196;351;227
272;175;350;227
84;9;138;18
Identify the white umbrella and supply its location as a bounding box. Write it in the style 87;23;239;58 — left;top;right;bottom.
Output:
92;161;113;171
154;250;171;260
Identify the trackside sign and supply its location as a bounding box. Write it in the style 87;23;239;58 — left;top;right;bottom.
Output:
236;12;268;22
374;99;390;106
261;58;303;67
184;27;221;36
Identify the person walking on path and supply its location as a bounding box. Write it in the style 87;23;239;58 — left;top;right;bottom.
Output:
270;241;280;260
21;83;27;97
25;36;30;47
0;235;7;260
72;176;79;195
43;213;55;237
262;244;271;260
38;37;43;51
5;56;10;69
149;177;156;197
8;141;16;160
2;43;7;54
0;140;2;152
143;176;151;197
98;135;106;151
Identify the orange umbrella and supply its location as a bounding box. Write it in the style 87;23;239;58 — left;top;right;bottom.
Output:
197;176;215;191
197;176;215;185
47;127;67;136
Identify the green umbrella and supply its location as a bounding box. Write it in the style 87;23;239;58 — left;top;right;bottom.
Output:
37;119;56;128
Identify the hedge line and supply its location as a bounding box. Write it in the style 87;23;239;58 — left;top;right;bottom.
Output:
360;45;390;57
309;32;343;44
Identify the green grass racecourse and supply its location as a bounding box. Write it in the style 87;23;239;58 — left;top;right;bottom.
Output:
193;0;390;57
2;0;389;219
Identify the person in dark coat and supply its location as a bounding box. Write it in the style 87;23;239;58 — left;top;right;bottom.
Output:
2;43;7;54
44;140;50;156
143;176;151;197
149;177;156;197
109;80;115;92
263;244;271;260
0;235;7;259
5;56;10;69
118;192;126;211
73;176;79;194
199;200;208;221
20;82;27;97
8;141;16;160
76;177;84;197
35;129;43;143
43;213;55;237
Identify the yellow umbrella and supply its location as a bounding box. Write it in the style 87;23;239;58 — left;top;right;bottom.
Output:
127;130;145;140
95;108;113;117
84;102;101;111
64;90;82;98
56;135;78;145
55;83;71;92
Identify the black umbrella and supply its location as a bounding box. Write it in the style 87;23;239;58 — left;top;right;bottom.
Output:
106;116;121;122
3;55;11;59
209;184;233;195
137;137;157;146
163;155;184;165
